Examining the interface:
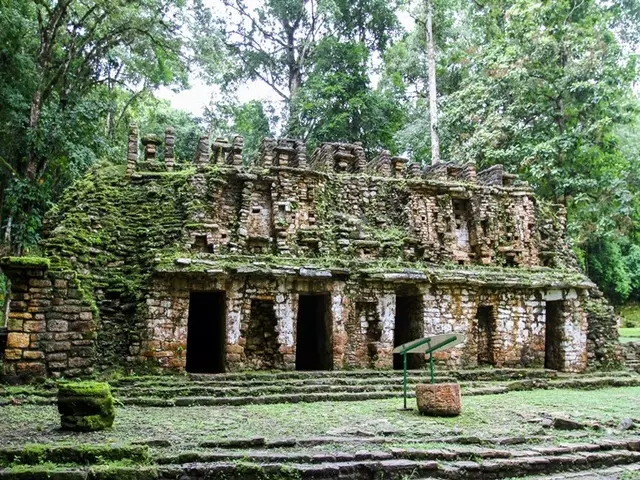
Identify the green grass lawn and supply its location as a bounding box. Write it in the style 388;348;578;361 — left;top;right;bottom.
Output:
0;387;638;448
620;303;640;328
619;327;640;343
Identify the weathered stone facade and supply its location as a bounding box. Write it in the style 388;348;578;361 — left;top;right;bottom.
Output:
0;128;612;382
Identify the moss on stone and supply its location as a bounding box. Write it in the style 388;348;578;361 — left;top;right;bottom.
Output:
58;381;111;397
57;381;115;431
61;413;115;432
0;443;149;468
0;256;50;269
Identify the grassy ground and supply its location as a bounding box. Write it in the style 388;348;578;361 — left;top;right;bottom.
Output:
620;304;640;328
620;327;640;343
619;303;640;342
0;387;638;449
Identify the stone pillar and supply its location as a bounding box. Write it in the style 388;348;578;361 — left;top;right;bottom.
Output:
295;140;307;169
141;134;162;161
228;136;243;166
353;142;367;172
259;138;276;167
126;124;138;175
164;128;176;171
195;135;210;164
407;162;422;177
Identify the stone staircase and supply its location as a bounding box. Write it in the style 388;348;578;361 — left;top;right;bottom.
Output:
1;436;639;479
623;342;640;372
2;368;639;408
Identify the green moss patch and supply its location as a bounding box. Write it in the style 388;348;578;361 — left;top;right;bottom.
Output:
58;382;111;398
0;444;149;468
57;382;115;431
0;256;50;269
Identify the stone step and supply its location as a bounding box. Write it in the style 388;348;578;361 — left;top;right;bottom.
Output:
153;439;640;465
3;375;639;407
111;367;564;386
0;439;638;479
121;376;640;404
152;449;640;480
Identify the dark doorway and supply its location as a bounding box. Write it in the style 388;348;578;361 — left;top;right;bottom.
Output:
246;299;282;369
394;295;425;370
186;291;226;373
476;306;495;366
296;294;333;370
545;300;564;370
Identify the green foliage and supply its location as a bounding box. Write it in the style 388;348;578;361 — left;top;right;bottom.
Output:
0;256;50;269
206;99;274;162
289;39;405;152
382;0;640;302
620;304;640;328
126;94;204;163
0;0;190;252
586;238;631;304
585;236;640;304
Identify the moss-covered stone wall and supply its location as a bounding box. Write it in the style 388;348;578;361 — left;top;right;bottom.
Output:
0;259;96;382
0;133;618;380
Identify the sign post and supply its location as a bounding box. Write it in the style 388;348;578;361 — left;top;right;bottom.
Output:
393;333;466;410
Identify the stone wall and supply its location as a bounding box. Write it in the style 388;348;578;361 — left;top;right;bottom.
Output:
0;130;605;380
0;259;97;383
173;165;545;268
139;273;589;373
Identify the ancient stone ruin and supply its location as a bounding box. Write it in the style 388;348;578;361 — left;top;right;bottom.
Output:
0;126;620;382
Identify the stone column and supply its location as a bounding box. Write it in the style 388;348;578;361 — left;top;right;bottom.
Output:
195;135;210;164
295;140;307;168
228;136;244;166
164;128;176;171
126;124;139;175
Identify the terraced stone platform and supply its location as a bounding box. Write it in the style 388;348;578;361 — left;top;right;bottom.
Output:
3;368;639;408
1;370;639;479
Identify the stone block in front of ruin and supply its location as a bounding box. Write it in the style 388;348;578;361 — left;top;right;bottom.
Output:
57;381;115;431
415;383;462;417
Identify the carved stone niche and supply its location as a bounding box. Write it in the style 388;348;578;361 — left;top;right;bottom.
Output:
391;157;408;178
211;136;243;166
309;142;367;173
141;134;162;161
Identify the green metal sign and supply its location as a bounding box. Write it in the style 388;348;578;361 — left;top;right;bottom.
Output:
392;333;466;409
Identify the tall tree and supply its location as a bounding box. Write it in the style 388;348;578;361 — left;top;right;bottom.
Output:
0;0;189;252
195;0;401;124
425;0;440;164
385;0;640;303
288;38;405;151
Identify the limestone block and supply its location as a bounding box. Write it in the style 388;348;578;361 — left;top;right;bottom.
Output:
24;321;46;332
415;383;462;416
23;350;45;360
4;349;22;360
7;333;30;349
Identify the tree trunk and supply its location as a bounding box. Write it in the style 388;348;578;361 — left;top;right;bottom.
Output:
25;90;43;180
426;0;440;164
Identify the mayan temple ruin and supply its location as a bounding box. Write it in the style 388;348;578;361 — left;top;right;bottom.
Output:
0;127;620;383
